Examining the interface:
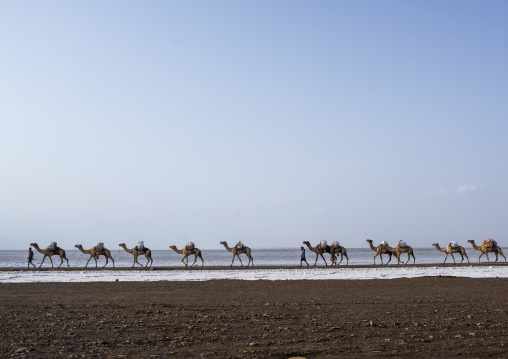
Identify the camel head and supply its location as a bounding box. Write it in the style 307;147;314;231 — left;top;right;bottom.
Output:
30;243;37;247
74;244;82;249
302;241;310;245
219;241;226;245
366;239;373;243
119;243;126;247
169;245;177;249
467;240;474;244
432;243;438;247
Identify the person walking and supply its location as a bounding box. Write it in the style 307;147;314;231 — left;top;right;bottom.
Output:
28;247;36;268
300;246;309;267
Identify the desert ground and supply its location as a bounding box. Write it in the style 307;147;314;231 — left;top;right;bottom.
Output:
1;277;507;358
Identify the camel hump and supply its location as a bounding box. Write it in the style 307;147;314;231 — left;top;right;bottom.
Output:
449;241;458;248
49;242;59;251
236;241;244;249
320;239;328;247
380;241;388;246
332;241;340;247
484;238;496;248
186;241;195;250
398;240;407;248
97;242;104;250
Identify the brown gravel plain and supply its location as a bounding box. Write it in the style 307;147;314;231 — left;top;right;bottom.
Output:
1;277;507;358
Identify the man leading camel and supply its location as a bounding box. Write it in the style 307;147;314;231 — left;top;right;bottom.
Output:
302;240;332;266
30;243;70;268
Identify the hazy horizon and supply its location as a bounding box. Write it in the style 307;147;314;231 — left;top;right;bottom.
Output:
1;1;508;250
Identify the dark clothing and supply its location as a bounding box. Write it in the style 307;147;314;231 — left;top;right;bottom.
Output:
28;248;35;268
300;248;309;267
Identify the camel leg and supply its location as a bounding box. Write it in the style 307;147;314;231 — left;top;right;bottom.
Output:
411;252;416;264
132;255;140;268
493;248;506;262
443;253;448;263
313;253;319;266
103;256;109;268
237;254;244;267
373;254;378;265
190;254;198;267
320;254;328;266
497;248;507;262
450;253;455;264
85;256;93;268
39;255;48;268
135;255;143;267
485;253;490;263
199;254;204;266
464;252;470;264
386;254;392;265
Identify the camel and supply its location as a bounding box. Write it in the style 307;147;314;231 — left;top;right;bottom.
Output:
170;245;204;267
119;243;153;268
366;239;397;265
220;241;254;267
330;242;349;266
302;241;333;266
468;239;506;264
394;241;416;265
432;243;470;264
75;244;115;268
30;243;70;268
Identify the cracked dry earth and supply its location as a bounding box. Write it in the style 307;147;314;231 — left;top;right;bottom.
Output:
1;277;507;358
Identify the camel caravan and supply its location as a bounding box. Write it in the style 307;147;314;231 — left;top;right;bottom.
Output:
26;238;506;269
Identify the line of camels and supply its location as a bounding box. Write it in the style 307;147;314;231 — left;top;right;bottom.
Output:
28;239;506;269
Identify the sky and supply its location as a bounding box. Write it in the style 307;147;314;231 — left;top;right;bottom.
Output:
1;1;508;250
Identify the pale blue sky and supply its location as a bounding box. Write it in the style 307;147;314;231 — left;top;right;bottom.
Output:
1;1;507;250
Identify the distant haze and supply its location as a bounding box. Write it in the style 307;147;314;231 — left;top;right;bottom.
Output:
1;1;507;249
